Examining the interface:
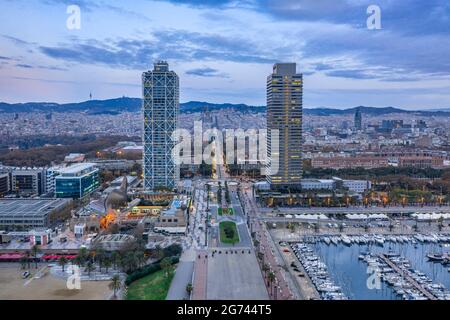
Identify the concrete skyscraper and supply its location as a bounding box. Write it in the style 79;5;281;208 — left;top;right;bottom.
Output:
266;63;303;190
142;61;179;191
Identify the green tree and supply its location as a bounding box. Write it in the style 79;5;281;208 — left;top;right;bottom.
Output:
111;251;119;269
31;245;41;269
186;283;193;296
103;258;112;273
78;247;88;265
267;271;275;294
58;256;68;272
109;274;122;298
160;257;173;278
262;263;269;278
20;257;28;270
85;261;96;277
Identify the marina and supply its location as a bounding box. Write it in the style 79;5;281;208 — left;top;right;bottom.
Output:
290;233;450;300
291;243;347;300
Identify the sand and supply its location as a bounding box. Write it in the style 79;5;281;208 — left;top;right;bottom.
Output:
0;264;113;300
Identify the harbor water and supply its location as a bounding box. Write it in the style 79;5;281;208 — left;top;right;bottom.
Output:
311;241;450;300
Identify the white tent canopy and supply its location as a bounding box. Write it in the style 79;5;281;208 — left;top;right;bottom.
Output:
412;213;450;220
345;213;389;220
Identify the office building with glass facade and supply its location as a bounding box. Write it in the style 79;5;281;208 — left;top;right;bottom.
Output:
55;163;99;199
266;63;303;190
142;61;179;191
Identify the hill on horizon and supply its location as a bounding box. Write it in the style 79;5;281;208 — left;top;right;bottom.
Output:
0;97;449;116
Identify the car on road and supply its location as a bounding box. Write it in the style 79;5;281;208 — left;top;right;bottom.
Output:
21;271;30;279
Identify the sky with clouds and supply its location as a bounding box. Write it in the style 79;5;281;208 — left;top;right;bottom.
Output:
0;0;450;109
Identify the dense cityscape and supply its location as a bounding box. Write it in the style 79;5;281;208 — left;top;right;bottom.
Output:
0;0;449;312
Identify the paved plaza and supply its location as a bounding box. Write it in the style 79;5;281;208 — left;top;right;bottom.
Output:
206;250;268;300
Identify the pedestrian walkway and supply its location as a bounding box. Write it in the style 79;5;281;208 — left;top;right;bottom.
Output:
167;249;195;300
192;250;208;300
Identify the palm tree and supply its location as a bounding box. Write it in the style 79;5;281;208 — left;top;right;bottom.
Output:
262;263;269;278
73;256;83;268
109;274;122;299
78;247;88;265
95;248;105;270
267;272;275;296
103;258;112;273
186;283;193;296
20;257;28;270
31;245;40;268
253;239;260;251
25;251;31;269
257;252;264;265
58;256;68;272
160;257;173;277
85;261;96;277
111;251;119;269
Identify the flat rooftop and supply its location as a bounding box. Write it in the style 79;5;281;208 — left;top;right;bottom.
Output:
0;198;71;218
57;163;96;176
161;197;188;216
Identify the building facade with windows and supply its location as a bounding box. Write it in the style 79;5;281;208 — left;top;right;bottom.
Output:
266;63;303;190
55;163;99;199
142;61;179;191
11;168;45;195
0;173;9;196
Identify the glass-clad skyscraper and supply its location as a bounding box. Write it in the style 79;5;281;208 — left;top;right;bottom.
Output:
266;63;303;190
142;61;179;191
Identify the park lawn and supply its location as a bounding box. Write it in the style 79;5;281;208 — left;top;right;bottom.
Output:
219;221;240;244
217;207;235;216
126;269;174;300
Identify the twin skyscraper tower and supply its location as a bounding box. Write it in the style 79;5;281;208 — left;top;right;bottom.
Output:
142;61;303;191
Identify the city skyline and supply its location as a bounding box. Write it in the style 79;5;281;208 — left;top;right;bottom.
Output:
0;0;449;109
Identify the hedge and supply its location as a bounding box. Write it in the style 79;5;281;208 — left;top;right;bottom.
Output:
125;256;180;285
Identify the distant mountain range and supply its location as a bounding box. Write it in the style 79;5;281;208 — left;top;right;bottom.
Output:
0;97;449;116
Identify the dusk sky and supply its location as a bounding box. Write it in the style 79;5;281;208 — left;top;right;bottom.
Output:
1;0;450;109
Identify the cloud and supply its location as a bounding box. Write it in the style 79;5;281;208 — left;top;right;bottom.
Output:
2;35;35;46
38;0;151;20
185;67;229;78
325;69;374;80
15;63;34;69
38;30;277;69
154;0;253;9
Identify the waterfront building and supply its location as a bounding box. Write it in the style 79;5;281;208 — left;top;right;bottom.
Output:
266;63;303;190
142;61;179;191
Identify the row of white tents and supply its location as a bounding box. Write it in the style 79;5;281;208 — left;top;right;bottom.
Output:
345;213;389;220
411;213;450;220
284;214;329;220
